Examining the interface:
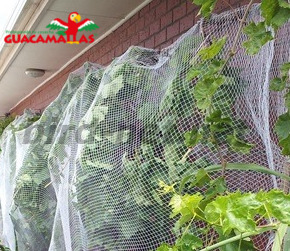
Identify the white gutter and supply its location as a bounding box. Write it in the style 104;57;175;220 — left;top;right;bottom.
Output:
10;0;153;112
0;0;27;52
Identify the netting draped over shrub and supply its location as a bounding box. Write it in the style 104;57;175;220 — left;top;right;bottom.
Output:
0;110;40;249
0;4;289;251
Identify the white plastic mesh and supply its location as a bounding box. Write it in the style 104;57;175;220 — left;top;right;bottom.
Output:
5;65;92;251
48;64;104;250
0;110;40;250
0;4;289;251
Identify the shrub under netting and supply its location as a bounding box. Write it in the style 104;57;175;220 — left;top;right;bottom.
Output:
0;4;289;251
0;110;40;249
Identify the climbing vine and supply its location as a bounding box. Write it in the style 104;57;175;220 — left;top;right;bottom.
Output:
156;0;290;250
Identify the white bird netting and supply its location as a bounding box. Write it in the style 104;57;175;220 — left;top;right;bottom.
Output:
0;4;289;251
0;109;40;249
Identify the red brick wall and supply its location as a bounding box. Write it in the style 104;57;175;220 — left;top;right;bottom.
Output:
11;0;250;115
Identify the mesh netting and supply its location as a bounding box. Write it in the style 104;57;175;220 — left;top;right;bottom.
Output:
0;4;289;251
0;109;40;250
4;65;93;251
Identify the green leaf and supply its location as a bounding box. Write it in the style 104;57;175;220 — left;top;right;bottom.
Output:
169;194;184;218
204;196;227;224
92;106;108;123
156;244;178;251
193;76;225;110
275;113;290;140
280;135;290;155
270;78;286;91
261;0;290;27
285;92;290;109
206;110;232;132
272;223;288;251
270;7;290;28
156;243;171;251
193;0;218;18
187;60;225;81
0;115;15;137
179;174;193;194
278;0;290;9
176;233;203;250
206;110;227;123
190;169;211;187
242;22;273;55
184;128;202;148
258;190;290;224
164;144;186;180
169;193;203;218
205;192;259;234
102;75;124;98
198;37;227;60
104;130;130;144
187;66;202;80
205;177;227;200
227;133;254;154
261;0;280;25
281;62;290;77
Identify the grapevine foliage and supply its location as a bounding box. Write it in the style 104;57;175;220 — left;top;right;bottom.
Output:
156;0;290;250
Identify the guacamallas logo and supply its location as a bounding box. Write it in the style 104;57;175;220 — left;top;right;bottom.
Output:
4;12;99;44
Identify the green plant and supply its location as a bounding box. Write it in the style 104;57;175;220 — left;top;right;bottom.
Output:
0;115;15;138
271;62;290;155
157;171;290;251
155;0;290;250
0;110;40;250
77;58;173;250
10;74;84;250
0;243;10;251
1;1;288;250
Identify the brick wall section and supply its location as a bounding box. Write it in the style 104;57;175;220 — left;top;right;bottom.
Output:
11;0;252;114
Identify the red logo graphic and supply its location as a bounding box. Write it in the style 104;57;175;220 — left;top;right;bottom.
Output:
4;12;99;44
46;12;99;44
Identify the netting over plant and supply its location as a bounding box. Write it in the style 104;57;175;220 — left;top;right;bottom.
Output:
0;110;40;250
0;4;289;251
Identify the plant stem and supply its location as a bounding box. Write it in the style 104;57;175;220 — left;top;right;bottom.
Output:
204;163;290;181
238;233;242;251
282;161;290;193
263;203;274;225
212;0;255;173
218;0;255;75
221;0;240;21
232;0;254;53
182;217;195;238
217;143;227;177
211;132;227;177
181;0;255;164
181;148;193;163
199;226;276;251
204;226;210;246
